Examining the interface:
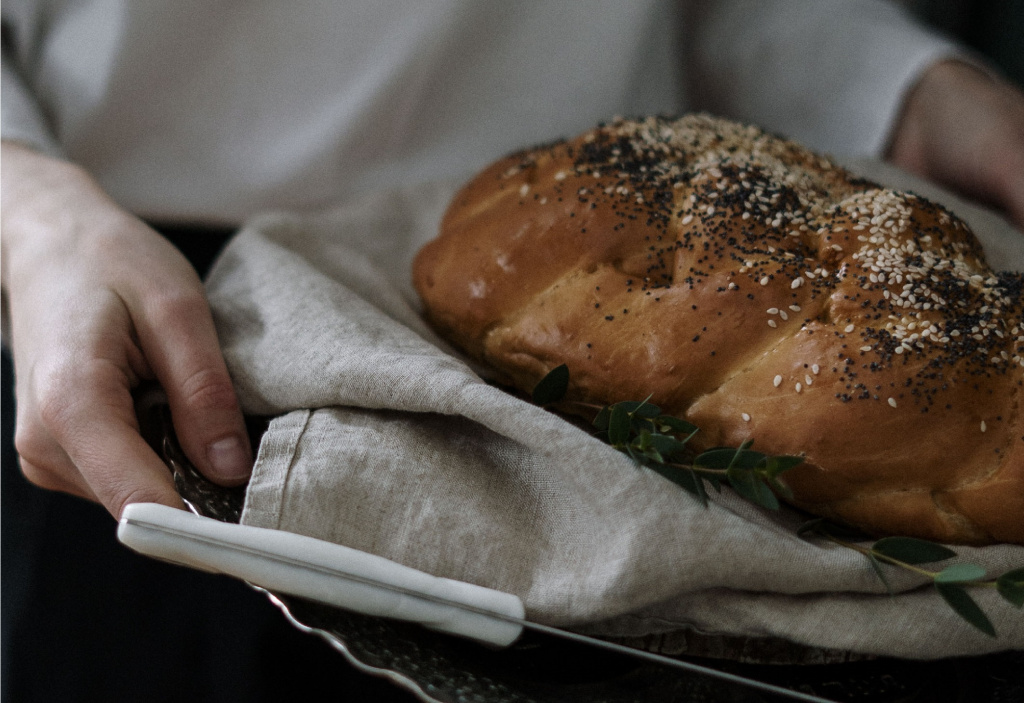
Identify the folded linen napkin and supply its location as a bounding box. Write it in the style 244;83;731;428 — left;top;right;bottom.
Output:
205;164;1024;659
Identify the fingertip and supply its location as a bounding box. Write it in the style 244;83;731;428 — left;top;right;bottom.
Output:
205;433;254;485
164;371;254;485
152;349;253;483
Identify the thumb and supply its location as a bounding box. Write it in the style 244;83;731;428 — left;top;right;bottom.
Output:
135;289;253;485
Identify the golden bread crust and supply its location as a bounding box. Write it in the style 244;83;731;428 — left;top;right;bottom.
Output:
413;115;1024;545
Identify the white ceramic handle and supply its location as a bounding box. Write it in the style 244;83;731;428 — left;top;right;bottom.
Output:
118;503;524;647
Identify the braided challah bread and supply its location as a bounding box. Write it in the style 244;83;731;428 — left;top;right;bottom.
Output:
413;114;1024;545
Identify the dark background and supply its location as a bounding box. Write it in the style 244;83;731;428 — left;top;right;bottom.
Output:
903;0;1023;89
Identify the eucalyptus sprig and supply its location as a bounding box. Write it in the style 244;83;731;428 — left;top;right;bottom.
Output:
533;364;803;511
531;363;1024;638
799;519;1024;637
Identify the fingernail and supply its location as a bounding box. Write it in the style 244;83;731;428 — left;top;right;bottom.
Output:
207;436;252;481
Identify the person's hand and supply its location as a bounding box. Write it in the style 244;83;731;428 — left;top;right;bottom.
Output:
1;142;252;518
888;59;1024;230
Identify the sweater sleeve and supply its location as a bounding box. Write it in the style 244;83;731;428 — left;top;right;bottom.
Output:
684;0;970;157
1;14;63;158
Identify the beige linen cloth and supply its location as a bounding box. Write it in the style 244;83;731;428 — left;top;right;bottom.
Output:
205;161;1024;660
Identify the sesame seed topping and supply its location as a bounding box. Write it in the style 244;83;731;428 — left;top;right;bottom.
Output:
499;115;1024;437
888;398;897;408
742;413;751;422
980;420;987;433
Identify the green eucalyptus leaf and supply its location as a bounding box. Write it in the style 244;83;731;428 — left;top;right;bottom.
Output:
872;537;957;565
868;553;894;596
634;398;662;418
703;472;723;493
996;567;1024;608
705;439;756;469
643;447;665;464
767;476;794;501
608;405;631;445
935;583;996;637
646;434;688;460
691;468;709;506
631;431;651;451
593;406;611;432
725;466;760;503
764;455;804;477
998;566;1024;581
750;478;780;511
650;465;707;507
532;364;569;406
695;448;747;469
733;451;767;470
934;563;987;584
631;417;656;434
612;400;662;418
655;415;698;436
